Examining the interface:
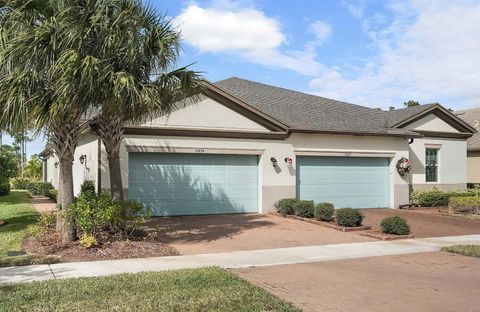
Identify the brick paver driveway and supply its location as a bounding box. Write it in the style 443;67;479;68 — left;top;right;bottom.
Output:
361;208;480;237
149;214;372;255
235;251;480;312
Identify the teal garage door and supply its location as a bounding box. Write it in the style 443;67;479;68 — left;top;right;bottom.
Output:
128;153;258;216
297;156;390;208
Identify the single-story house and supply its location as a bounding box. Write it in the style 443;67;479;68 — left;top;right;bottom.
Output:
456;108;480;184
40;77;475;216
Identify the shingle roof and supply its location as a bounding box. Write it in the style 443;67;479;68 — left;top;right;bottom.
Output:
214;77;428;136
456;108;480;151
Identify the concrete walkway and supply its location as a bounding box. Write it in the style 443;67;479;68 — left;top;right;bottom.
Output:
1;234;480;284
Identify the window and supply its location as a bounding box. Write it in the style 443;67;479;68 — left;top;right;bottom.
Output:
425;148;439;182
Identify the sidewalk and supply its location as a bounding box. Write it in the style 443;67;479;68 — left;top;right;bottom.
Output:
1;234;480;284
31;196;56;214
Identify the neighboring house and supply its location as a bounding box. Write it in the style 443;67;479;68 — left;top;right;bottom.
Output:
456;108;480;184
40;77;475;216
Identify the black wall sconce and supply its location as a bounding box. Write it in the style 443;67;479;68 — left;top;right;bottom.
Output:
79;154;87;165
54;162;59;168
270;157;278;167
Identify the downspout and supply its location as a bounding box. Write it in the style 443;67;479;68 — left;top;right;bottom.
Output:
97;138;102;193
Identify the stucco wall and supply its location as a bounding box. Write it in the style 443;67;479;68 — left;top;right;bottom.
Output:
45;153;59;189
404;114;459;133
409;137;467;191
72;134;99;196
102;133;410;211
467;151;480;183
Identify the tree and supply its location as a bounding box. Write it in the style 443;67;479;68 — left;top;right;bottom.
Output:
0;144;20;182
23;154;42;180
0;1;101;240
404;100;420;107
389;106;395;111
86;0;203;201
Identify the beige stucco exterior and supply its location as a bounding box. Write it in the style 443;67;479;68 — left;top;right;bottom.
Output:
43;95;471;212
467;151;480;183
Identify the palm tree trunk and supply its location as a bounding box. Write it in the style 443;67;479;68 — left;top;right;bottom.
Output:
49;111;81;242
91;113;124;201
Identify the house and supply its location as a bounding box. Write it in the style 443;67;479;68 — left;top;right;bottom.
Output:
456;108;480;184
41;77;475;216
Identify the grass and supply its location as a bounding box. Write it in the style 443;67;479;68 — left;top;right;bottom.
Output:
0;191;40;267
0;267;300;312
441;245;480;258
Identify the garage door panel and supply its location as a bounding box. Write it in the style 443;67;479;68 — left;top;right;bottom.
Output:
297;156;390;209
129;153;259;216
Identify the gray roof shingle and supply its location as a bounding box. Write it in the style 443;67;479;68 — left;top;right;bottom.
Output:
456;108;480;151
214;77;430;136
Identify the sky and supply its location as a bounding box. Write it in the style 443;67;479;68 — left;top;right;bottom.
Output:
4;0;480;157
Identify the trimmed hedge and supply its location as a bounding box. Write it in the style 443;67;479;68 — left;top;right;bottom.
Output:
47;189;58;203
28;182;54;196
335;208;364;227
275;198;298;216
10;177;32;189
380;216;410;235
411;188;477;207
294;200;314;218
314;202;334;221
449;196;480;214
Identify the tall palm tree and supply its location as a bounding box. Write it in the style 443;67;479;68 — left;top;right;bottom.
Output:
0;0;105;240
84;0;203;201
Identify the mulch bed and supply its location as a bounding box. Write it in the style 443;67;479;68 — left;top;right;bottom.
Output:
274;213;372;232
358;230;414;241
23;230;179;263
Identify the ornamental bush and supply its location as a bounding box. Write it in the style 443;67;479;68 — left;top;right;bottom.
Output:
0;182;10;196
314;202;335;221
294;200;314;218
27;182;54;196
335;208;364;227
10;177;32;189
47;189;58;203
380;216;410;235
411;187;477;207
449;196;480;214
275;198;298;216
80;180;96;196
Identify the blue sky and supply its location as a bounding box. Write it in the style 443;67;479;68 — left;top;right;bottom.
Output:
5;0;480;157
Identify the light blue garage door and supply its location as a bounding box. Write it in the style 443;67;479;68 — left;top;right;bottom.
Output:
128;153;258;216
297;156;390;208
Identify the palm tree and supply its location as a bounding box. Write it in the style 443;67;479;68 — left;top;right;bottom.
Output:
0;1;104;240
84;0;203;201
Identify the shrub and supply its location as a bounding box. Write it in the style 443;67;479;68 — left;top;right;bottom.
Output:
80;180;96;196
380;216;410;235
10;177;32;189
335;208;364;227
449;196;480;214
294;200;314;218
314;202;335;221
27;182;54;196
80;234;97;248
275;198;298;216
47;189;58;203
411;187;477;207
0;182;10;196
68;192;151;240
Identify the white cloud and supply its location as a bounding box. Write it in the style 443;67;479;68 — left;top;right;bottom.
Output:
173;4;324;75
309;20;332;43
308;1;480;109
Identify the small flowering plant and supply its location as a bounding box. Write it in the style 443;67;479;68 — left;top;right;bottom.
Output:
396;157;411;176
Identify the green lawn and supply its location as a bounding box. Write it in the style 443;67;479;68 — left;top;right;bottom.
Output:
441;245;480;258
0;267;300;312
0;191;39;266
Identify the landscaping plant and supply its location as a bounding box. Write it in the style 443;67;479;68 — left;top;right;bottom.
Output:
380;216;410;235
10;177;32;190
275;198;298;216
411;187;477;207
314;202;335;221
293;200;314;218
335;208;364;227
449;196;480;214
27;182;54;196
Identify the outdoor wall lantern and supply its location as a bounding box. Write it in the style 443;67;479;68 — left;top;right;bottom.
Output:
284;157;293;167
270;157;278;167
79;154;87;165
54;162;59;168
